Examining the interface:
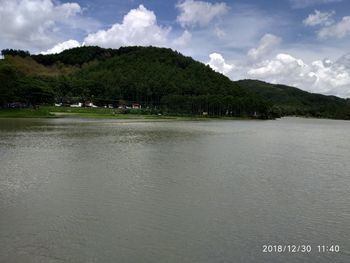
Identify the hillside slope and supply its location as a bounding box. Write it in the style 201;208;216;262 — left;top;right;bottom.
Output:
1;47;268;117
1;46;350;119
236;79;350;119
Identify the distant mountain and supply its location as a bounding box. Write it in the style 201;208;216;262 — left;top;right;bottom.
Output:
236;79;350;119
1;46;349;119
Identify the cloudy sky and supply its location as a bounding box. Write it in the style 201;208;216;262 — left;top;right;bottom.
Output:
1;0;350;97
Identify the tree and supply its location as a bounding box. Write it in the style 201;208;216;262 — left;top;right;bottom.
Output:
1;49;30;58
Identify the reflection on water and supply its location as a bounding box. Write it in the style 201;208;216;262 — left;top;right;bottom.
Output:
0;117;349;263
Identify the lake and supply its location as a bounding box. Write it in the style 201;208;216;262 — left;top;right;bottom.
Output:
0;117;349;263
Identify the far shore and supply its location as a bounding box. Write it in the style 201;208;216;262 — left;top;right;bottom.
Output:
0;106;256;121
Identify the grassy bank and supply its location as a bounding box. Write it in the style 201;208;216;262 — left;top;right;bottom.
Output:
0;107;54;118
0;106;229;120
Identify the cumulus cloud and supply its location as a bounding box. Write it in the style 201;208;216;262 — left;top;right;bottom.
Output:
311;59;350;94
247;34;282;61
205;50;350;98
0;0;84;50
335;52;350;69
303;10;335;26
206;53;234;74
290;0;343;9
84;5;170;48
318;16;350;39
41;39;81;55
247;53;350;97
176;0;229;27
248;54;313;84
173;30;192;47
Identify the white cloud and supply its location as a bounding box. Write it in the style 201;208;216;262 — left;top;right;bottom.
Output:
248;53;312;83
173;30;192;47
178;4;278;61
176;0;229;28
247;53;350;97
335;51;350;69
214;27;226;38
206;53;234;74
41;40;81;55
303;10;335;26
290;0;343;8
84;5;170;48
0;0;85;50
247;34;282;61
311;59;350;94
318;16;350;39
55;3;81;18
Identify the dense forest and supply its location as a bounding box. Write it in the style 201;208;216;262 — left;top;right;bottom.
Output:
1;46;350;119
236;80;350;119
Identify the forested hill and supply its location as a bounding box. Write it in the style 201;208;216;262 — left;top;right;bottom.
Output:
1;46;350;119
0;46;269;117
236;79;350;119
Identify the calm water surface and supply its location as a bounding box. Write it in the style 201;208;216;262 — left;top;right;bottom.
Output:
0;117;349;263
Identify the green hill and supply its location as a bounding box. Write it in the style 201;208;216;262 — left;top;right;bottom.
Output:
236;79;350;119
0;46;268;117
1;46;349;119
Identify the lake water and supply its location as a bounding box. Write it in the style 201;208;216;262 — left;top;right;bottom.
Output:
0;117;349;263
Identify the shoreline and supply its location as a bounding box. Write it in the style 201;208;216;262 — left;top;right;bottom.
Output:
0;107;255;121
1;107;348;121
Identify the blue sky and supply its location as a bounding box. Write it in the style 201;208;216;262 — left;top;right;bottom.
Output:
1;0;350;97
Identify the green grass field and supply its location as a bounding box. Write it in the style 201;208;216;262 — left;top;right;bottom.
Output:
0;106;208;120
0;107;54;118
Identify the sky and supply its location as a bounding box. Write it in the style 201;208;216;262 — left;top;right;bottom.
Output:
1;0;350;98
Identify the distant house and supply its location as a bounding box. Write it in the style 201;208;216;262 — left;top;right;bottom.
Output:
86;102;98;108
132;103;141;109
70;102;83;108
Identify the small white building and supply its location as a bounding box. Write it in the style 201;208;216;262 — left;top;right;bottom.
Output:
86;102;98;108
70;102;83;108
